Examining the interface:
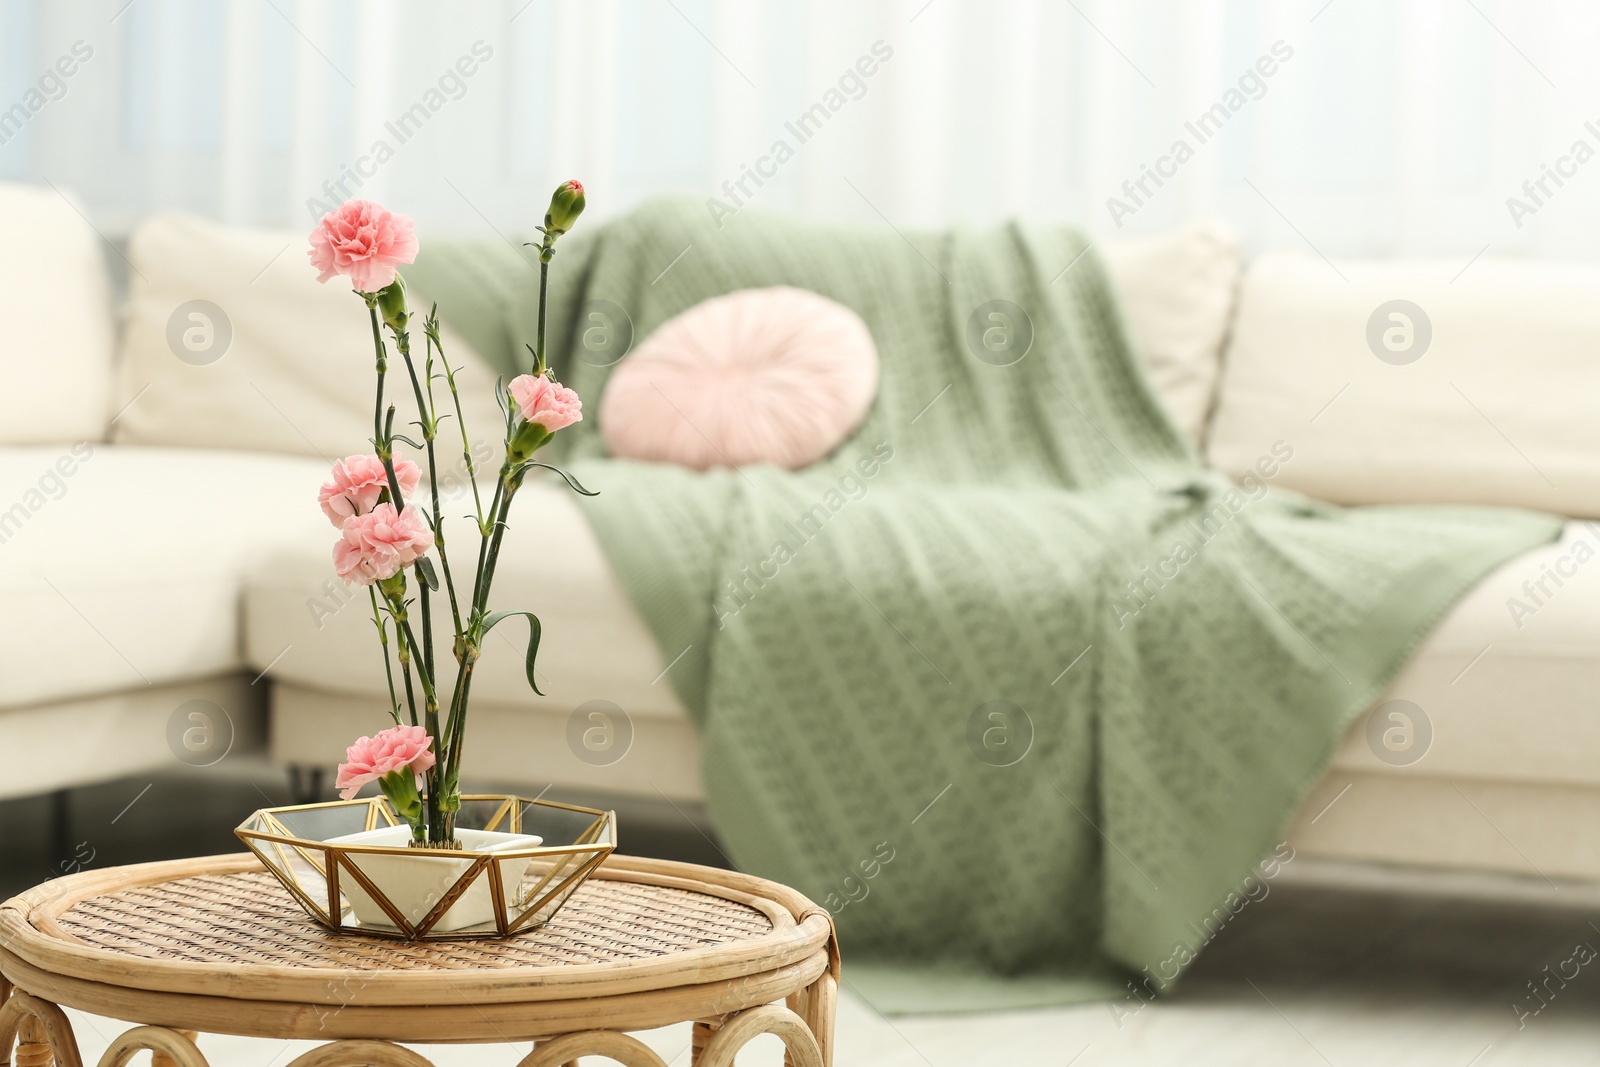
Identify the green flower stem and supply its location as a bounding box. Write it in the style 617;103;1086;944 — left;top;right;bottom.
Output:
438;467;506;791
370;589;402;726
417;583;434;703
389;597;421;736
418;317;465;636
441;209;561;793
384;319;440;691
438;459;522;795
428;310;487;532
368;291;463;843
363;216;568;832
532;232;557;375
469;473;507;615
475;467;521;616
364;302;420;737
366;306;407;507
384;307;460;837
381;589;437;722
438;637;477;800
443;465;522;793
380;580;441;836
423;308;489;808
534;256;550;375
369;304;387;452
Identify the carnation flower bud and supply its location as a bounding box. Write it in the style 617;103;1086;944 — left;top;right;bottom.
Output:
544;179;586;236
376;276;408;332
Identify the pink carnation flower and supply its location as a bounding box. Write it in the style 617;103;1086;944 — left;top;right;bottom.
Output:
333;503;434;585
336;724;437;800
308;200;419;293
319;455;421;526
509;373;583;432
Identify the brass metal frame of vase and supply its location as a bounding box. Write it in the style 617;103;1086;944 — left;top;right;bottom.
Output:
235;795;617;940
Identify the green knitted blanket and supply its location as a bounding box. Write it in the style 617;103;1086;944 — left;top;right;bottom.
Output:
410;200;1559;1013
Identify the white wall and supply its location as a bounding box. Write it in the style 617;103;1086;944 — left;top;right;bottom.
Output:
0;0;1595;260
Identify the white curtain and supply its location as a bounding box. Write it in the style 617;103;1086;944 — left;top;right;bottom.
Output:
1;0;1595;259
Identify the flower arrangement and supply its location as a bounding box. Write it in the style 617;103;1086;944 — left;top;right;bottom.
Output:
311;181;591;847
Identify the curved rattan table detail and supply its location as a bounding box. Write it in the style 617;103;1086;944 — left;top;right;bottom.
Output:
0;853;839;1067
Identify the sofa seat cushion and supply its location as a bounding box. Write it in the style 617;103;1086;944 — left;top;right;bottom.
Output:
0;444;328;709
266;682;703;801
0;676;265;801
1327;519;1600;788
247;465;1600;792
244;476;686;722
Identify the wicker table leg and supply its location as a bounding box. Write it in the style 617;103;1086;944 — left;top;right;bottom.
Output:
97;1026;208;1067
0;991;82;1067
801;973;836;1067
778;972;837;1067
16;1017;52;1067
690;1017;723;1064
694;1006;822;1067
150;1030;199;1067
515;1032;667;1066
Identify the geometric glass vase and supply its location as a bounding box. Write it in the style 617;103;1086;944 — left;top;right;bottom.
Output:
235;795;617;940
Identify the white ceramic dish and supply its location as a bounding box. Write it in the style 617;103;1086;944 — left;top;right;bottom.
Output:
324;824;544;933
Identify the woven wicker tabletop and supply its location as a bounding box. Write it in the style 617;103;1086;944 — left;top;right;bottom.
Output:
0;853;836;1043
50;867;775;971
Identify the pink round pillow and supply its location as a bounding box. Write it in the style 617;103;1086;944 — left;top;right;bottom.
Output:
599;286;879;470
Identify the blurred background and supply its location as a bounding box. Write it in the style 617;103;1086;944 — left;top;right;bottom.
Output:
2;0;1596;256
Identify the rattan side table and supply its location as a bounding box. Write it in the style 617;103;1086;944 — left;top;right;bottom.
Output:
0;853;838;1067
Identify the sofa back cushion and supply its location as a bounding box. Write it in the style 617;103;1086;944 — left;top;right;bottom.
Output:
1207;251;1600;518
109;212;1239;458
112;213;506;462
0;182;115;443
1101;220;1239;445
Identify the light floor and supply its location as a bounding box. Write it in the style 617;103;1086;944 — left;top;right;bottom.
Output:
53;870;1600;1066
10;767;1600;1064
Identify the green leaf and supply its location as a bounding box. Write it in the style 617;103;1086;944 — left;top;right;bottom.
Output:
516;461;599;496
415;557;440;591
482;610;543;695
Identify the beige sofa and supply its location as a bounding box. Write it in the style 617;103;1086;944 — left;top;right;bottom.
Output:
5;179;1598;887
